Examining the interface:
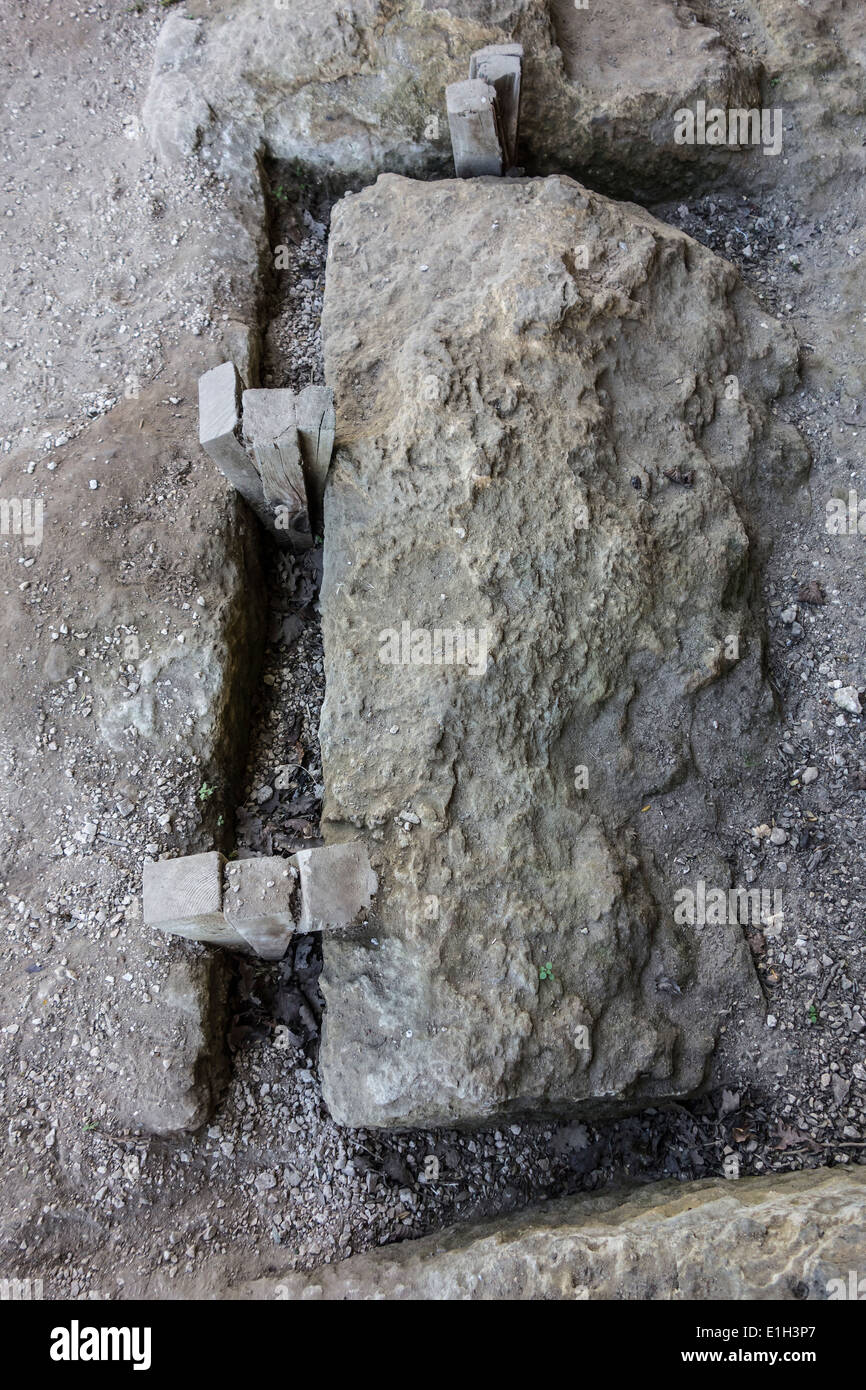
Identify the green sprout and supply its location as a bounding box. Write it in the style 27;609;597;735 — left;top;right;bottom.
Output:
807;1003;818;1026
539;961;554;982
198;782;215;803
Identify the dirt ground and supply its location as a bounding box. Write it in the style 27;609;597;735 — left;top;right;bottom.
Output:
0;0;863;1299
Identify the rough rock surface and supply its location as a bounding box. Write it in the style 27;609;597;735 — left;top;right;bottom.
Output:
0;361;264;1155
113;955;229;1137
317;172;807;1129
143;1;758;197
230;1166;866;1300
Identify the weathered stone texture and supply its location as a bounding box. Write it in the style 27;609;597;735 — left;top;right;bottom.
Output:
143;2;760;199
230;1167;866;1300
114;955;230;1137
317;173;807;1129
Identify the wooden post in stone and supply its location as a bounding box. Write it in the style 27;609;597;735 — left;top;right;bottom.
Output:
241;389;305;512
446;78;504;178
142;844;376;957
198;362;270;524
296;384;335;535
241;388;312;548
468;43;523;169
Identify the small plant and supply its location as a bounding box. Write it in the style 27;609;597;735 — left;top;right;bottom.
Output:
539;961;554;982
807;1003;819;1025
198;781;215;803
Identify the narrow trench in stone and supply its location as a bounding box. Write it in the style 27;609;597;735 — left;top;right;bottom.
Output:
227;161;335;1059
220;152;801;1244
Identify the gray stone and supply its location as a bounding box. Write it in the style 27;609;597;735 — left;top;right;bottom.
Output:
241;388;306;513
116;955;230;1137
198;362;268;519
141;14;213;166
142;2;760;200
296;384;336;533
143;851;247;948
229;1167;866;1300
223;856;298;960
469;43;522;167
833;686;862;715
316;173;808;1130
294;843;377;933
446;79;504;178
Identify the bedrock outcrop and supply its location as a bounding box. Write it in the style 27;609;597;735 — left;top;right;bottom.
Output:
143;1;759;197
230;1167;866;1300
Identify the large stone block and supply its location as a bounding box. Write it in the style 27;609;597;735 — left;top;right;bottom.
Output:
230;1167;866;1300
143;2;762;201
317;173;807;1129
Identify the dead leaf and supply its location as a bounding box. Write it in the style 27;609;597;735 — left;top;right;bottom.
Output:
772;1124;821;1152
797;580;826;606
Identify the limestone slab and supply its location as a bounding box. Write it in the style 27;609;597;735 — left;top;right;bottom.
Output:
317;173;807;1129
231;1168;866;1301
